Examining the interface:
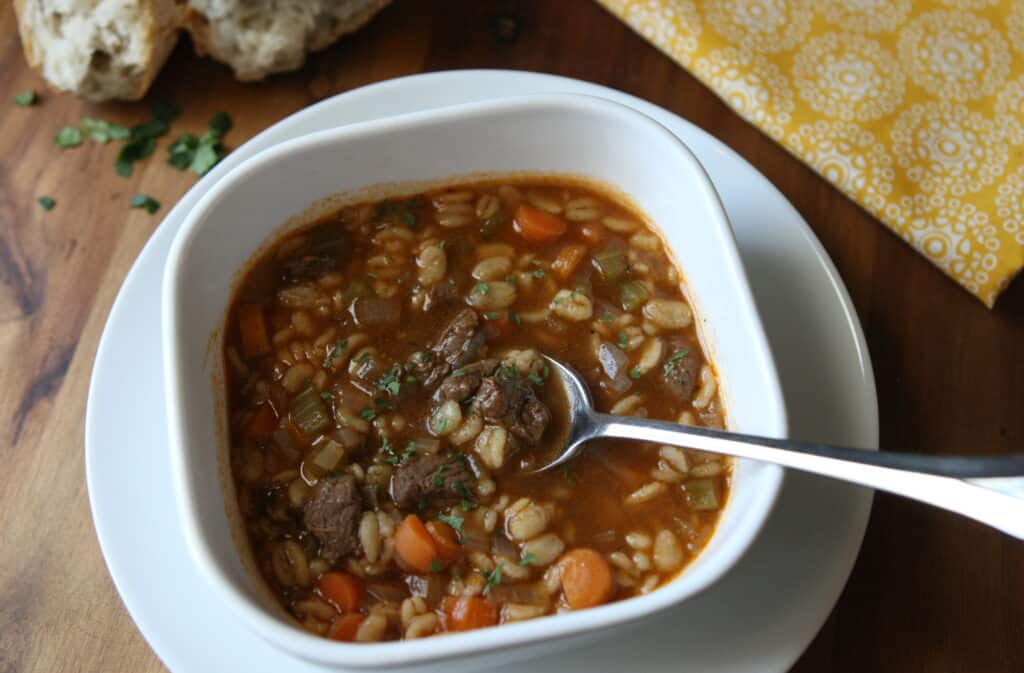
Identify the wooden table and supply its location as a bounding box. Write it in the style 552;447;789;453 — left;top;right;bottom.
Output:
2;1;1021;671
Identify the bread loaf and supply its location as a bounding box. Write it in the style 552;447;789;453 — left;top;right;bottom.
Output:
14;0;185;101
13;0;391;101
184;0;392;81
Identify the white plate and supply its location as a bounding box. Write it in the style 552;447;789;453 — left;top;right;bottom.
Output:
86;70;877;673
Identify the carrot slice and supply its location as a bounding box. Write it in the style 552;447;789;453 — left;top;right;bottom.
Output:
441;595;499;631
327;613;365;641
559;548;614;609
394;514;440;573
318;572;365;614
551;244;587;281
245;402;278;442
513;205;567;243
238;303;271;359
426;521;464;564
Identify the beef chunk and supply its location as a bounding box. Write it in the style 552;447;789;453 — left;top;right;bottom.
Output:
472;376;551;445
281;255;336;280
406;309;486;388
304;475;362;564
422;282;456;312
663;342;700;401
390;453;475;509
436;358;499;402
434;309;486;369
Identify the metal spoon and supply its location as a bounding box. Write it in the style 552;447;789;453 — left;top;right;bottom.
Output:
538;355;1024;540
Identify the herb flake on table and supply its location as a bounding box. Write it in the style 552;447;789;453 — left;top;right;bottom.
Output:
14;90;37;107
82;118;130;143
167;111;233;176
55;126;83;148
115;101;179;177
37;196;55;211
130;194;160;214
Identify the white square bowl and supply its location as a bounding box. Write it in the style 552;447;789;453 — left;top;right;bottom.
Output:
163;94;787;671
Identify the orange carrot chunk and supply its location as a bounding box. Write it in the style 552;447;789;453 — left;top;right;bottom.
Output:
238;303;271;359
394;514;440;573
559;548;614;609
318;572;365;614
551;243;587;281
245;402;279;442
426;520;464;564
442;595;499;632
513;205;567;243
327;613;365;641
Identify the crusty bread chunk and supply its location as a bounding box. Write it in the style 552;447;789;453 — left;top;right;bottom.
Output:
14;0;185;101
184;0;391;81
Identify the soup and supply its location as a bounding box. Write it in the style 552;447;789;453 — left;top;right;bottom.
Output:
224;178;729;642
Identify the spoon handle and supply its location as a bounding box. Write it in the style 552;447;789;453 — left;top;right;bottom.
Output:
592;413;1024;540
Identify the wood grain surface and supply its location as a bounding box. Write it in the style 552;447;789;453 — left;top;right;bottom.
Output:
1;1;1021;672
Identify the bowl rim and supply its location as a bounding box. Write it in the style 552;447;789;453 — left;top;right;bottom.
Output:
162;92;787;667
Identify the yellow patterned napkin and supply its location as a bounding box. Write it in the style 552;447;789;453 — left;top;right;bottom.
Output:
598;0;1024;306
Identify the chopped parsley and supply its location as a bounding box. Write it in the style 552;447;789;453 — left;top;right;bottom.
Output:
359;407;378;421
519;551;538;566
376;363;403;396
130;193;160;214
438;512;464;532
663;349;690;378
448;277;457;286
37;196;56;211
484;311;501;320
356;352;371;365
401;442;418;462
600;312;615;324
430;558;443;573
167;111;232;175
495;364;518;380
629;367;642;380
13;90;37;107
482;564;503;594
528;363;550;386
617;332;629;349
509;310;521;325
319;391;335;400
431;465;445;487
454;481;476;508
55;126;83;148
82;117;130;143
531;269;546;279
116;101;179;177
373;398;393;411
473;282;490;295
434;416;448;434
323;339;349;368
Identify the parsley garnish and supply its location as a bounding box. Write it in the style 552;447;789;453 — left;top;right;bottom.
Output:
531;269;545;279
484;311;501;320
359;407;377;421
505;274;517;285
37;196;55;211
374;398;393;411
115;101;179;177
429;558;442;573
438;512;464;532
166;111;232;175
519;552;538;566
473;282;490;295
376;363;403;396
617;332;629;349
82;117;130;143
431;465;445;487
454;481;475;508
319;391;335;400
509;310;521;325
55;126;83;148
629;367;642;380
13;90;37;107
482;564;503;594
663;349;690;378
434;416;448;434
600;312;615;324
323;339;348;368
130;194;161;214
356;352;371;365
401;442;418;462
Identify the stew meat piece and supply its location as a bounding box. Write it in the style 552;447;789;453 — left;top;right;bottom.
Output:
304;475;362;564
390;453;476;509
